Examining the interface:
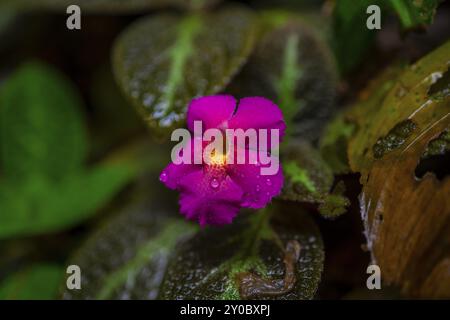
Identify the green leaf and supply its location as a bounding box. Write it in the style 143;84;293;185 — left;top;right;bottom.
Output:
319;114;355;174
62;183;197;300
331;0;380;74
63;180;324;300
46;165;136;231
0;62;143;239
0;61;87;182
112;7;257;134
159;204;324;299
226;14;337;142
332;0;443;73
389;0;443;30
0;164;133;239
280;140;349;217
0;264;63;300
7;0;221;12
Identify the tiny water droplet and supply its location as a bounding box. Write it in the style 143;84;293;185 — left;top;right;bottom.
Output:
256;185;261;192
210;178;220;189
159;172;168;182
266;178;272;186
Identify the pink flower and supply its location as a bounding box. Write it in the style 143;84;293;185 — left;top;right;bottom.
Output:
159;95;286;226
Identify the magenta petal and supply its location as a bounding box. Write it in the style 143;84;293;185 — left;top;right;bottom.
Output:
187;95;236;133
180;195;240;226
227;151;283;209
160;137;203;189
178;171;243;225
228;97;286;139
160;162;201;190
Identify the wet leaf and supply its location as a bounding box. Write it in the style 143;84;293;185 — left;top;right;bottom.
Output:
7;0;221;13
280;140;349;218
321;68;402;173
159;203;324;300
227;14;337;142
344;41;450;298
0;264;63;300
62;181;197;300
112;7;257;134
345;64;407;173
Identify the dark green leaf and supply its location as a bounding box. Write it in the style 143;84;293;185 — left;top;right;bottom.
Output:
112;7;258;134
280;140;349;217
62;184;197;300
331;0;380;74
332;0;443;73
0;264;63;300
0;61;87;182
159;204;324;299
319;114;355;174
281;140;333;202
389;0;443;30
226;16;337;142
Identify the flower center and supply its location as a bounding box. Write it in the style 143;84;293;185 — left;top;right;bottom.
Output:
208;150;227;166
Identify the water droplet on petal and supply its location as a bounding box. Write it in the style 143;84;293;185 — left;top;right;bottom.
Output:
256;184;261;192
159;172;168;182
266;178;272;186
210;178;220;189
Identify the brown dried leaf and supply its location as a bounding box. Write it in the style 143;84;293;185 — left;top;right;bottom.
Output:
345;41;450;298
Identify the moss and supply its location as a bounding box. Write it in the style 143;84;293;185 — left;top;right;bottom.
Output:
422;130;450;159
372;119;417;159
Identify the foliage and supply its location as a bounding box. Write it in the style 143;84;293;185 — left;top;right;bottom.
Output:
0;0;448;301
332;0;443;73
112;6;258;135
0;62;134;239
327;40;450;297
0;264;63;300
62;183;324;300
